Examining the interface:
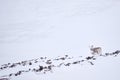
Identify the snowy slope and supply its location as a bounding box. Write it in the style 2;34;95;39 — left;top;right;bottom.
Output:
0;0;120;80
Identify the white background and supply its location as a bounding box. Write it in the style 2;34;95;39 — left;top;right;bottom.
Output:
0;0;120;80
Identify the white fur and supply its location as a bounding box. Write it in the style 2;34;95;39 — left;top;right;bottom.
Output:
90;45;102;55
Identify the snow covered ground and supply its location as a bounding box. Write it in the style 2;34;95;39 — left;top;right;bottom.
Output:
0;0;120;80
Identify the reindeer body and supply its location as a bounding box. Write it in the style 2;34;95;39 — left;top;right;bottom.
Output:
90;45;102;55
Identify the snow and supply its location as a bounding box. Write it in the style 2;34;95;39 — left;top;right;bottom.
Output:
0;0;120;80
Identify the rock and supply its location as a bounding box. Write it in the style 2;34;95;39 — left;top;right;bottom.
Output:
0;78;9;80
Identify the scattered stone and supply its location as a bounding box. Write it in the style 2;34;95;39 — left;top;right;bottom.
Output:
0;50;120;79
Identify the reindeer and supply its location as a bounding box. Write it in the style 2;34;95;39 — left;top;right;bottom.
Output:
90;45;102;55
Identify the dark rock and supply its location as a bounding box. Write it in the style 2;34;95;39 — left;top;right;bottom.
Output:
0;78;9;80
86;56;94;60
65;63;71;66
38;66;43;71
29;62;32;65
9;64;16;68
46;60;52;64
